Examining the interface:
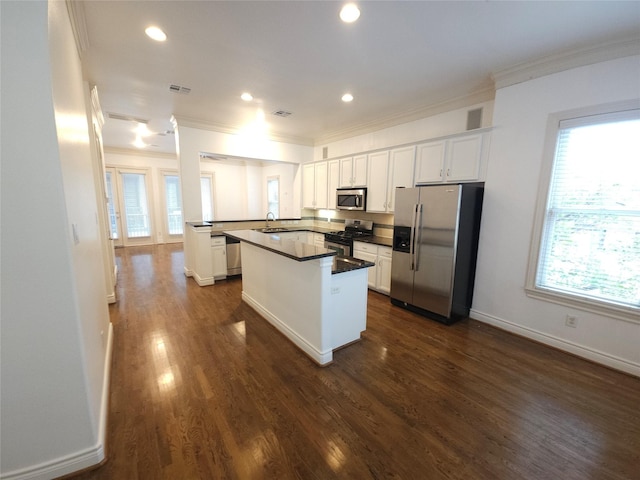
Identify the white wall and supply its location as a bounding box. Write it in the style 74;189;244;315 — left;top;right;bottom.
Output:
472;56;640;376
106;151;300;230
174;124;312;223
1;1;112;477
314;100;494;160
263;162;297;219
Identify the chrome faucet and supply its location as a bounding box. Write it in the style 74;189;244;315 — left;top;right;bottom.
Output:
265;211;276;229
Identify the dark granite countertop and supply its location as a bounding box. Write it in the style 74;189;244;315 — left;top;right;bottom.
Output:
213;226;338;237
332;256;375;275
224;229;374;274
354;235;393;248
224;230;336;262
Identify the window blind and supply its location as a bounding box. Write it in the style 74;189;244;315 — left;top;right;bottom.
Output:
536;110;640;309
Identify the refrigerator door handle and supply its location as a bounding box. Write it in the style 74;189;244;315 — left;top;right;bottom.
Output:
409;204;418;270
414;204;423;271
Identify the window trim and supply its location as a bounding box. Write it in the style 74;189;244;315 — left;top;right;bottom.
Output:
200;173;215;222
525;99;640;324
267;175;280;219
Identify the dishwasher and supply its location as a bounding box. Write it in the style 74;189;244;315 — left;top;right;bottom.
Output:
225;236;242;276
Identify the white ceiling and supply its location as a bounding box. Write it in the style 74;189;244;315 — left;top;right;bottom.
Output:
78;1;640;155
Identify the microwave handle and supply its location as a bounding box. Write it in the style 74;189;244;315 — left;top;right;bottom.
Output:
355;195;360;207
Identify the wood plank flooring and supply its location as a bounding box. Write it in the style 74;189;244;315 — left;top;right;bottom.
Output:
70;243;640;480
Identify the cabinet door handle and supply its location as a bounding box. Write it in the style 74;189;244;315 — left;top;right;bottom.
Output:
447;168;450;177
439;169;443;177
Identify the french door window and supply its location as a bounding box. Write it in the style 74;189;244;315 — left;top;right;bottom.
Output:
121;172;151;238
105;170;119;240
164;174;183;235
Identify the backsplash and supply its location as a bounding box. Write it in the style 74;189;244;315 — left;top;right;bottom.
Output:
302;208;393;237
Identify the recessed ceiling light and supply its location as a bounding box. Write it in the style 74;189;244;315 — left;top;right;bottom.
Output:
340;3;360;23
342;93;354;103
241;92;253;102
133;136;146;148
145;26;167;42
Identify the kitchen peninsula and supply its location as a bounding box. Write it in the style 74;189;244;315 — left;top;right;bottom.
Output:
225;230;373;365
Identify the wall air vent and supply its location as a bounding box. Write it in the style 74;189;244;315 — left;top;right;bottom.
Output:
107;112;148;124
272;110;292;117
322;146;328;159
466;108;483;130
169;84;191;94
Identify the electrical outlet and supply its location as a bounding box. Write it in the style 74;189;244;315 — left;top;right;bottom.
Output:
331;287;340;295
565;315;578;328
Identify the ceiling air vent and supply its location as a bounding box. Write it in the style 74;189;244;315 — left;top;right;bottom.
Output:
107;112;148;124
272;110;292;117
169;84;191;94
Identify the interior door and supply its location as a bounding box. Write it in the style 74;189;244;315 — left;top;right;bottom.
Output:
413;185;460;317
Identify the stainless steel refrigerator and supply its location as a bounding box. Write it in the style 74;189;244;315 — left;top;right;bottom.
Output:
390;184;484;324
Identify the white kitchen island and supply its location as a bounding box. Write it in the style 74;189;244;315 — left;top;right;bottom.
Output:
225;230;374;366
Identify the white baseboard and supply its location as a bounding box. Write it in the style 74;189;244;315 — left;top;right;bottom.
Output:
470;309;640;377
193;272;214;286
1;324;114;480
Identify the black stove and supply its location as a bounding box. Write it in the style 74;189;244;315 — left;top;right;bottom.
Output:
324;219;373;256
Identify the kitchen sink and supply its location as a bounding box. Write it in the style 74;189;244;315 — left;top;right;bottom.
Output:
253;227;291;233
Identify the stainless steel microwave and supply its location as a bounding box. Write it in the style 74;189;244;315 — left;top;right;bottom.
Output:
336;188;366;211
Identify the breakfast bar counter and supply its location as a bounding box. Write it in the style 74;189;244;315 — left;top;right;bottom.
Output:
224;230;373;365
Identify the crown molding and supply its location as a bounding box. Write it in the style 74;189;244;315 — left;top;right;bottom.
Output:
66;0;90;58
104;146;177;159
313;86;496;146
493;36;640;90
171;115;315;147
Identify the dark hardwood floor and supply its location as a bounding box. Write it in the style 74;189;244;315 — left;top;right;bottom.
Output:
71;243;640;480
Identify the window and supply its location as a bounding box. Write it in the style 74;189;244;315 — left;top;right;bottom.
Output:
267;176;279;218
201;174;215;221
528;107;640;319
121;172;151;238
164;174;183;235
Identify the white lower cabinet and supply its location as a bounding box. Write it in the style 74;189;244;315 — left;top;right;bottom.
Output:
353;241;392;295
313;233;325;248
277;231;310;243
211;236;227;279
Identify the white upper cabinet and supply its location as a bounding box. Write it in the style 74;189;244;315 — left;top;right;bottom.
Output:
387;146;416;212
327;159;340;210
415;132;486;184
302;161;328;209
366;151;390;212
446;134;483;182
339;154;367;187
415;140;446;184
367;146;415;213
